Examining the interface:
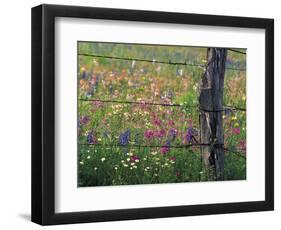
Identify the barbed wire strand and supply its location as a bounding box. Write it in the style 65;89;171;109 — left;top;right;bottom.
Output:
79;143;223;148
79;143;246;157
79;98;246;111
78;53;246;71
228;48;247;55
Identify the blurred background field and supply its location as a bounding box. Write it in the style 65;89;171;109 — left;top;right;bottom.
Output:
78;42;246;186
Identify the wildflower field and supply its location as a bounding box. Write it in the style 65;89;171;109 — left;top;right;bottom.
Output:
78;42;246;187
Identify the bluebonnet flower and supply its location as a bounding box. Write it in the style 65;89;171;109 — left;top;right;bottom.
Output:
167;89;174;99
169;128;178;140
81;70;88;79
119;129;130;145
225;109;231;116
87;131;95;144
80;115;90;125
186;127;193;142
165;139;171;147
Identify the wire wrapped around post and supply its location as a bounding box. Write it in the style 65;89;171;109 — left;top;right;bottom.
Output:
199;48;227;181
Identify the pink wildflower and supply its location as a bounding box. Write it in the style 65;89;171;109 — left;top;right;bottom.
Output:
167;120;175;126
152;117;162;126
232;127;240;135
154;129;166;138
130;155;140;162
160;146;169;155
144;130;154;139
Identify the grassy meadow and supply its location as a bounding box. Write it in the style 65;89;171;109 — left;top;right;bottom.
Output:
78;42;246;187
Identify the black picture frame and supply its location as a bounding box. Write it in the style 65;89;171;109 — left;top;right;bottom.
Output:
31;4;274;225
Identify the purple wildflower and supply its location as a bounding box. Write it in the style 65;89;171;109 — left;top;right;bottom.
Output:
165;139;171;147
87;132;95;144
119;129;130;145
167;89;174;99
81;70;87;79
80;115;90;125
186;127;193;143
169;128;178;139
225;109;231;116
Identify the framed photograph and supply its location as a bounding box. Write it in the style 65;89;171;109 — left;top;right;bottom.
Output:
31;4;274;225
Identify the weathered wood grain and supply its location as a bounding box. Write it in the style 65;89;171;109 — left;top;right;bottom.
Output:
199;48;227;180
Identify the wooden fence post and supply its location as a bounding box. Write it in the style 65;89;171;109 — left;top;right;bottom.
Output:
199;48;227;180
